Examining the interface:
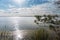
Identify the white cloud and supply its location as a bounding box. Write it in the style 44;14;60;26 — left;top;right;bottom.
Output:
0;2;60;17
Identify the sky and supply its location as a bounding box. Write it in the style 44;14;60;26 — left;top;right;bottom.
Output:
0;0;48;9
0;0;60;16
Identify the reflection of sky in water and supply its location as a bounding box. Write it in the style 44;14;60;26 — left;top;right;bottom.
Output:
0;17;38;31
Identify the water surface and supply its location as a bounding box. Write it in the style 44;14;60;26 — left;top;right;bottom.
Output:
0;17;38;31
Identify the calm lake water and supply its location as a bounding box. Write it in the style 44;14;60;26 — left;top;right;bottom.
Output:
0;17;49;40
0;17;39;31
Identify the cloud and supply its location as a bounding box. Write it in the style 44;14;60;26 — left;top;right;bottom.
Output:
0;2;60;17
8;4;16;8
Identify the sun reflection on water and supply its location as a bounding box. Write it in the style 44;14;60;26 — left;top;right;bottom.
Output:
11;17;23;40
14;30;23;40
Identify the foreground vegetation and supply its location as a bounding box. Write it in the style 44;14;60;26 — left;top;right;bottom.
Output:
34;15;60;40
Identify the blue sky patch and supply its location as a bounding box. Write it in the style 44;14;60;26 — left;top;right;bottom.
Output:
0;0;48;10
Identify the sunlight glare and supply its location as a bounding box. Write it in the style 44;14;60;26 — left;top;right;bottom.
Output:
13;0;26;4
16;30;23;39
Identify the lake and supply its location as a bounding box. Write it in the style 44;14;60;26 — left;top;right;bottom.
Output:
0;17;39;31
0;17;51;40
